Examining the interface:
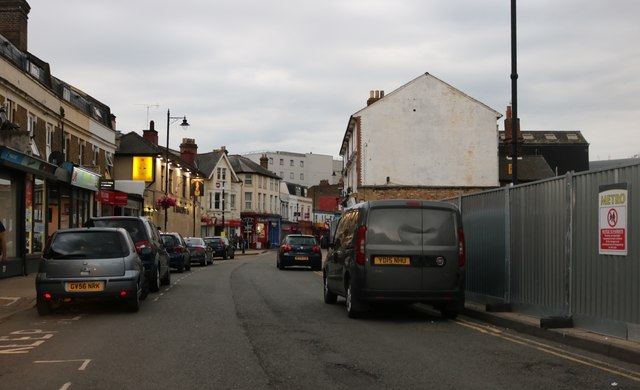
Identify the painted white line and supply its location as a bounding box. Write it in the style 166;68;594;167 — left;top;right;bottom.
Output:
59;382;72;390
0;297;20;306
34;359;92;371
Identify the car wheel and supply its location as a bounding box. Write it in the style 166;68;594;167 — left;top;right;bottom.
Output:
277;258;284;270
323;274;337;304
126;287;140;313
200;257;206;266
346;280;362;318
161;265;171;285
140;277;149;301
177;261;185;273
149;266;161;292
223;252;228;260
36;296;53;316
186;261;191;271
230;251;235;259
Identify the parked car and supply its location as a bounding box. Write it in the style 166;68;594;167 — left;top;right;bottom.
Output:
277;234;322;271
161;232;191;272
84;216;170;292
204;236;235;260
323;200;465;319
35;227;147;314
185;237;212;266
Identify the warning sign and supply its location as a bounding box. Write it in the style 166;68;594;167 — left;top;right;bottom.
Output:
598;184;628;256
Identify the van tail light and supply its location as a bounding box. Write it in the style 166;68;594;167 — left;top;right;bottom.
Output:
457;228;466;267
135;240;151;253
355;225;367;265
312;245;321;253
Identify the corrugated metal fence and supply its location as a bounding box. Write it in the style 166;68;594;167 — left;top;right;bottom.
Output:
449;162;640;341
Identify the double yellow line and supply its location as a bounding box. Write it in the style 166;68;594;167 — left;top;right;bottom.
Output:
455;318;640;383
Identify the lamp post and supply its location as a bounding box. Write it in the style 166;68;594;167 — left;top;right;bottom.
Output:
165;109;189;231
510;0;519;185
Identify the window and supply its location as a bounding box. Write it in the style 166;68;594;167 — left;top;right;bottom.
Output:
290;159;294;167
92;146;99;166
269;157;273;165
300;173;304;180
63;87;71;102
567;133;579;140
300;161;304;168
245;174;253;186
46;123;54;161
290;172;294;179
214;192;221;209
29;62;41;79
244;192;252;209
105;152;113;178
79;141;85;165
28;112;36;137
544;133;557;140
279;159;284;166
217;167;227;181
230;193;236;210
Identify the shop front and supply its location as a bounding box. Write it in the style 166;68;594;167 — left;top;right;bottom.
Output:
241;213;281;249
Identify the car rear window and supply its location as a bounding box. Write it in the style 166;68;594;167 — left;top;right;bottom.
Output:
287;236;317;246
45;231;129;259
186;237;204;246
91;219;146;242
368;207;457;246
161;235;178;246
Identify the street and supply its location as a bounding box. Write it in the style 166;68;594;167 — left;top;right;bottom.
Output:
1;251;639;390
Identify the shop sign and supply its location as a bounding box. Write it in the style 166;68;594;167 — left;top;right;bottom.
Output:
132;156;154;181
598;184;628;256
97;190;128;206
0;147;58;176
71;167;100;191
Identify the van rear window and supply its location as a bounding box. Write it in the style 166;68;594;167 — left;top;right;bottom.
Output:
368;208;457;246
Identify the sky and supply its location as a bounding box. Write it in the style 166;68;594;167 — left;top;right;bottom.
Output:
26;0;639;161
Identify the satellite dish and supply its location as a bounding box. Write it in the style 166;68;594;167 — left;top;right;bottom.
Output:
48;151;64;166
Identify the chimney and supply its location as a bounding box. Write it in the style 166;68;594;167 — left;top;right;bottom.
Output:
142;120;159;145
217;145;228;155
504;104;521;141
366;90;384;106
180;138;197;166
0;0;30;52
260;153;269;169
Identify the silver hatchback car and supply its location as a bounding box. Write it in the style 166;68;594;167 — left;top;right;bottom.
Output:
35;227;147;315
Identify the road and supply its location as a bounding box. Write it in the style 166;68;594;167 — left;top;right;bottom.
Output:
1;252;639;389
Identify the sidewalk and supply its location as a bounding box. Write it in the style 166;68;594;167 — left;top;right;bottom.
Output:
2;260;638;366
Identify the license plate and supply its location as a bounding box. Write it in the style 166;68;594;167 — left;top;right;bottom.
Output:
373;256;411;265
294;256;309;261
66;281;104;292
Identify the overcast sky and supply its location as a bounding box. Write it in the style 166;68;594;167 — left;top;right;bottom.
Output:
26;0;639;161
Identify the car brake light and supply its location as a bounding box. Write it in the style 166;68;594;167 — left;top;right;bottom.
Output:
135;240;151;252
312;245;321;253
458;228;466;267
176;245;184;253
44;293;52;299
355;225;367;265
282;245;292;252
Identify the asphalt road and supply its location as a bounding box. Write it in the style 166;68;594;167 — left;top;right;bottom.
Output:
0;252;639;389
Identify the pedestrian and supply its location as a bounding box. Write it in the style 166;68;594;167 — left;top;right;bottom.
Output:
0;220;7;273
239;235;245;254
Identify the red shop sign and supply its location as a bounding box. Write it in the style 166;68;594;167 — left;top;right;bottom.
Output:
97;190;128;205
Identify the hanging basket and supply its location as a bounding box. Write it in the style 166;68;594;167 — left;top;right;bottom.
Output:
156;195;177;210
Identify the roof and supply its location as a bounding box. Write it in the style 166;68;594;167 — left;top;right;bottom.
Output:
194;150;225;177
116;131;203;175
228;154;281;179
499;155;555;182
499;130;588;145
589;157;640;171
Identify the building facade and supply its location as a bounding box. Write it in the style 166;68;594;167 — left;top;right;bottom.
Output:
243;150;341;187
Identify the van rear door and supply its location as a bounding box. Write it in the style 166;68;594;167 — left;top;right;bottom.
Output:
365;206;423;292
419;207;461;291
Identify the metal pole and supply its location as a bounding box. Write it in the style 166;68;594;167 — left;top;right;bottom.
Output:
222;185;225;236
511;0;518;185
165;109;170;231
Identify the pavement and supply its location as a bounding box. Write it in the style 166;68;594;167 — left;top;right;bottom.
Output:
1;250;639;366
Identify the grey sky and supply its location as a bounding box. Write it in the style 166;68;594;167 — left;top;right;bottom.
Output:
26;0;639;161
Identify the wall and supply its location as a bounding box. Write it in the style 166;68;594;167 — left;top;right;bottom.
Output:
451;162;640;341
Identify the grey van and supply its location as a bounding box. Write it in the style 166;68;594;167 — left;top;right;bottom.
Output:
323;200;465;318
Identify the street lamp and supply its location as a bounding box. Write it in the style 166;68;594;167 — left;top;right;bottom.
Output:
165;109;189;231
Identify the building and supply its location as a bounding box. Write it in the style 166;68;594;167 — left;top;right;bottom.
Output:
307;179;342;240
243;150;341;187
228;154;282;249
194;146;242;238
280;181;313;236
497;105;589;185
0;0;114;275
340;73;502;206
115;124;206;237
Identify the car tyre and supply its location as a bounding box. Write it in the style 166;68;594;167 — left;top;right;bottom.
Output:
277;258;284;270
140;277;149;301
346;280;362;318
149;266;161;292
126;287;140;313
200;257;206;266
323;274;337;304
177;261;185;273
36;296;52;316
161;265;171;286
